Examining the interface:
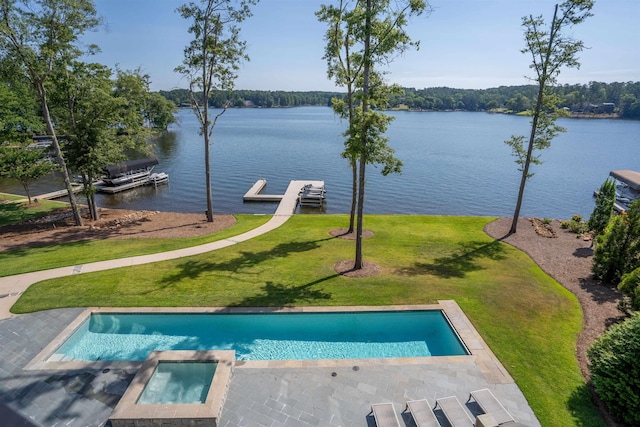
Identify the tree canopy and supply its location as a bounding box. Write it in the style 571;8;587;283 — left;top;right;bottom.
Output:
157;81;640;119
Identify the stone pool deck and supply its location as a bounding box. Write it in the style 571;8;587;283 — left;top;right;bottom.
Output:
0;304;541;427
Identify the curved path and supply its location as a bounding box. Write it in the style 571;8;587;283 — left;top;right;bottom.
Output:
0;180;323;320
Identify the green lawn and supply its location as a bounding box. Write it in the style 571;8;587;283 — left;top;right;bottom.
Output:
0;214;270;277
0;193;70;226
9;214;605;427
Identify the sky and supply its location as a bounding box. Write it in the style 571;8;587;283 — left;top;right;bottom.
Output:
84;0;640;92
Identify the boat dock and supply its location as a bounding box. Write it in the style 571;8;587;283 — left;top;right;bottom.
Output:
94;173;168;194
34;184;83;200
244;179;325;214
242;179;283;202
95;178;150;194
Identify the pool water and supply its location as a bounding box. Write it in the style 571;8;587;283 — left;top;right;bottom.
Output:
137;361;217;404
53;311;469;361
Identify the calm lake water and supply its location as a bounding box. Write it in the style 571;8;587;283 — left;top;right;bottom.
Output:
2;107;640;219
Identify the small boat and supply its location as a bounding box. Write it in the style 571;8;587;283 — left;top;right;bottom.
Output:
299;183;326;206
148;172;169;185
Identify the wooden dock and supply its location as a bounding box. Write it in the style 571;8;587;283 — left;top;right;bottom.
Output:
244;179;325;215
243;179;283;202
95;178;149;194
35;184;83;200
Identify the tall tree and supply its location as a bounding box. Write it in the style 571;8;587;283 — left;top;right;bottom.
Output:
0;0;101;226
318;0;426;269
317;1;421;235
49;62;151;220
176;0;257;222
506;0;594;234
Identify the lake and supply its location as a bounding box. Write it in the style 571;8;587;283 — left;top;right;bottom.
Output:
2;107;639;219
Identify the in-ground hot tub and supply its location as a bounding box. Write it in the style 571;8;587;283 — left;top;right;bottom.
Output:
109;350;234;427
137;361;217;405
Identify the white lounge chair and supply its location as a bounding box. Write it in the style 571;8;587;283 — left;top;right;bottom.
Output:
404;399;439;427
468;388;516;425
370;402;401;427
435;396;474;427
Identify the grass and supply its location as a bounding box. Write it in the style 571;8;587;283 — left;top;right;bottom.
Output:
0;193;70;226
0;214;271;277
9;214;604;426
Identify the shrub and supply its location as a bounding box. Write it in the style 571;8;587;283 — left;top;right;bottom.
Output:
560;216;588;234
619;267;640;311
593;200;640;284
588;178;616;235
587;313;640;425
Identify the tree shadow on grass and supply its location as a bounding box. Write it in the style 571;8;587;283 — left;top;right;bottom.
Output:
158;238;330;287
0;200;27;225
567;383;620;427
397;240;506;279
229;276;335;308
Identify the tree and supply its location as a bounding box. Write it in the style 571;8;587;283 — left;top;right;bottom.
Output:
0;78;42;141
317;1;410;235
619;268;640;311
146;92;177;130
506;0;594;234
0;144;55;203
588;178;616;242
176;0;257;222
49;62;152;220
318;0;426;269
0;0;102;226
592;199;640;285
587;312;640;426
0;77;50;204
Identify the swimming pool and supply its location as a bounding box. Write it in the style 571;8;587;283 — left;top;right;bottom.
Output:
51;310;469;362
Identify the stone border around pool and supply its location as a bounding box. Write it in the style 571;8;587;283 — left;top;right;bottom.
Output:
109;350;235;427
24;300;513;385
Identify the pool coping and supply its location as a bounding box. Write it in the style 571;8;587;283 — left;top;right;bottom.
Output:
24;300;513;385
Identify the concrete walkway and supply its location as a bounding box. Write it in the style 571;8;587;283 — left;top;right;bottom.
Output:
0;180;322;319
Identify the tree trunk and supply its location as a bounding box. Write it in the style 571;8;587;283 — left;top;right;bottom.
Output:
354;0;372;270
346;34;356;235
204;109;213;223
348;156;357;234
509;84;542;234
203;22;214;223
37;81;83;226
509;5;558;234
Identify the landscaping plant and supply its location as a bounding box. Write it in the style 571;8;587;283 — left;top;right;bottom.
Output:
588;178;616;238
592;199;640;284
588;312;640;426
619;267;640;311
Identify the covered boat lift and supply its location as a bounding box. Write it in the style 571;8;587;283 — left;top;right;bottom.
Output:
605;170;640;212
96;157;164;193
102;158;159;179
610;170;640;192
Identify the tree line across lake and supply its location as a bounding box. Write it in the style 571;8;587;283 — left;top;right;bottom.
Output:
159;81;640;119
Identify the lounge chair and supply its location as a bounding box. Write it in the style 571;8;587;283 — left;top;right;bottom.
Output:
434;396;474;427
468;388;516;425
404;399;439;427
370;403;401;427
